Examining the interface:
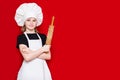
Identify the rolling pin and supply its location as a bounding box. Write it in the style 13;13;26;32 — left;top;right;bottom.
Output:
45;16;55;45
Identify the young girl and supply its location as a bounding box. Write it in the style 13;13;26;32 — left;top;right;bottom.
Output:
15;3;52;80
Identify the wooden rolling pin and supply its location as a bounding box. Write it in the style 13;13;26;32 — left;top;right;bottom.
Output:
45;16;55;45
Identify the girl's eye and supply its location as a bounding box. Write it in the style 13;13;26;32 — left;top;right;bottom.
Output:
33;20;36;22
26;19;30;21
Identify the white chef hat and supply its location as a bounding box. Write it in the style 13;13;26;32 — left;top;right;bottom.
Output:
14;3;43;27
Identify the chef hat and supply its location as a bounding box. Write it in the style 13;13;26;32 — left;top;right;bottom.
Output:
15;3;43;27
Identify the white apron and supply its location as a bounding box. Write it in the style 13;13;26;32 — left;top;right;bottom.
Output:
17;32;52;80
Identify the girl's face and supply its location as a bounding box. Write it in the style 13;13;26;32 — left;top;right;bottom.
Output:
24;17;37;32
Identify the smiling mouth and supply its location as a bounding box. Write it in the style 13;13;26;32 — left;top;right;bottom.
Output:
29;25;34;27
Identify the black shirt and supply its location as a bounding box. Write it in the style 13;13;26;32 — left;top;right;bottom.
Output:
16;33;46;49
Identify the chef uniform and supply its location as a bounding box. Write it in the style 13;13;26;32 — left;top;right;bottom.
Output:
15;3;52;80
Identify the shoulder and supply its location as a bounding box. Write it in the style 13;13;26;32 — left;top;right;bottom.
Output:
38;33;46;45
17;33;25;37
16;33;28;49
17;33;27;40
38;33;46;39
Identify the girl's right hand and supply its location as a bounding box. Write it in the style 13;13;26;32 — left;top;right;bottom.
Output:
41;45;51;53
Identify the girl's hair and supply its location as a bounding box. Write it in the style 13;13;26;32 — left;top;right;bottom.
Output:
21;25;38;33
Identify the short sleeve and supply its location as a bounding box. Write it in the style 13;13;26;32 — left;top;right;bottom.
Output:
16;34;29;49
38;33;46;46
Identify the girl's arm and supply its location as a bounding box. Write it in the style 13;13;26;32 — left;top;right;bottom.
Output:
38;51;51;60
19;44;50;62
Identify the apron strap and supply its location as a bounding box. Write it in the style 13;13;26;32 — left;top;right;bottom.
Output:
24;32;30;40
36;33;41;39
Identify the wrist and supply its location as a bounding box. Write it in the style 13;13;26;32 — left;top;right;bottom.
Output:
40;47;44;53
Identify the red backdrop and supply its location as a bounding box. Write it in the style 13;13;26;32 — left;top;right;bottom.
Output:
0;0;120;80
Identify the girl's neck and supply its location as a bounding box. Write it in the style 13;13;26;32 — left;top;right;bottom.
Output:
25;29;36;34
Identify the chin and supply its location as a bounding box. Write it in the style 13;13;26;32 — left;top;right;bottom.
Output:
29;27;36;29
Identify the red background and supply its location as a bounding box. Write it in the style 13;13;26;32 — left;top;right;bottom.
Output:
0;0;120;80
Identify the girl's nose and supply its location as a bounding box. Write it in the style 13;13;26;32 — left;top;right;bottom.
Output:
30;21;34;24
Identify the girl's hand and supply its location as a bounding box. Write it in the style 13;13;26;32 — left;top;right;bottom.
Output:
41;45;51;53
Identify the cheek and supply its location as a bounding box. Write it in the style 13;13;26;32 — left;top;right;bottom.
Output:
34;22;37;25
24;21;30;25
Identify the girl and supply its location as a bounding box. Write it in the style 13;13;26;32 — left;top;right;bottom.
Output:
15;3;52;80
